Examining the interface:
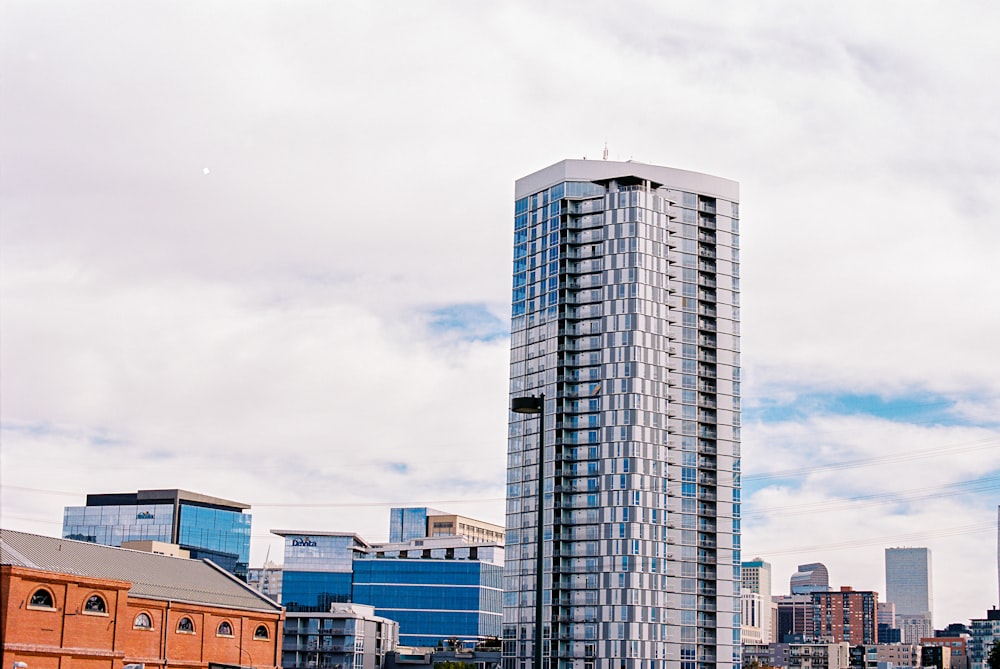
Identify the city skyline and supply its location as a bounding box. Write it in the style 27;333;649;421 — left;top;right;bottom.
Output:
2;2;999;628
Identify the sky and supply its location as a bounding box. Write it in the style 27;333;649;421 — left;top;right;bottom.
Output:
2;0;999;628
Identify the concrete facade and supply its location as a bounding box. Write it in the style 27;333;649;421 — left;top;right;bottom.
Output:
504;159;741;669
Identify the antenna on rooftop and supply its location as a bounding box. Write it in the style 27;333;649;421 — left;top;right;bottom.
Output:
602;142;609;160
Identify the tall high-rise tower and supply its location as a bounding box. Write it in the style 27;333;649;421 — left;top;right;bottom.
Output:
504;160;741;669
884;547;933;643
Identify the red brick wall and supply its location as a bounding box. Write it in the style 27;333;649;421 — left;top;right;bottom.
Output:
2;566;282;669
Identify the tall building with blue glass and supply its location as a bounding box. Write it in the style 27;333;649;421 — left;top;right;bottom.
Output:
504;160;741;669
62;488;251;579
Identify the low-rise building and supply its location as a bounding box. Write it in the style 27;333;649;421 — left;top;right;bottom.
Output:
283;603;398;669
922;637;968;669
1;528;283;669
969;609;1000;669
788;642;851;669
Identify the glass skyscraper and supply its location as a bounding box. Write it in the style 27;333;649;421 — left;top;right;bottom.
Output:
504;160;741;669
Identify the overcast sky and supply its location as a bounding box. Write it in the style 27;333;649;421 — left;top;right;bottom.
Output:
2;1;999;627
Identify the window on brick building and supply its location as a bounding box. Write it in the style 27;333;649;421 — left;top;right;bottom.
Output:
134;612;153;629
254;624;269;639
29;588;54;608
217;621;233;636
177;617;195;633
84;594;107;613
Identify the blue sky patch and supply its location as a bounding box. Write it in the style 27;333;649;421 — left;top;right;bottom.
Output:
426;303;509;342
744;391;972;427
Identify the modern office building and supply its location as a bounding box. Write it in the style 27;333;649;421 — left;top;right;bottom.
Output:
283;603;399;669
775;595;817;642
790;564;830;595
353;536;503;646
884;547;933;643
277;531;369;612
275;517;504;647
62;488;252;579
390;507;505;545
503;160;741;669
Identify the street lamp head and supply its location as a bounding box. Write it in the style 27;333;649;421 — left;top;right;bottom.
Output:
511;396;544;414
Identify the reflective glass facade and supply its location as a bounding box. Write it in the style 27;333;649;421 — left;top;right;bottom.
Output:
63;503;175;545
389;507;442;543
504;161;741;669
280;533;363;612
353;560;503;646
62;489;251;579
279;531;504;646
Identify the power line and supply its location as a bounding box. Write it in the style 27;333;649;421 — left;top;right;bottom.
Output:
745;520;997;557
743;437;1000;483
745;475;1000;519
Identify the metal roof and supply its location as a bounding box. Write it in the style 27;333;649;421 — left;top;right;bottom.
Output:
1;529;280;613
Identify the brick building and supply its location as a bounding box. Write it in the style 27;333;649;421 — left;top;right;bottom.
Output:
812;587;878;645
1;529;283;669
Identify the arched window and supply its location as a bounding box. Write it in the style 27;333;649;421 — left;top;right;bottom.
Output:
217;620;233;636
254;624;269;639
29;588;54;608
84;594;107;613
134;612;153;629
177;617;195;633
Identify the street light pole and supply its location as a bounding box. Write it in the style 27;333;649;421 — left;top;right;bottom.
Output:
512;394;546;669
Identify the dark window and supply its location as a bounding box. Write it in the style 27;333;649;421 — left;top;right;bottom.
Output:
177;617;195;633
84;594;107;613
254;624;269;639
217;620;233;636
30;588;54;607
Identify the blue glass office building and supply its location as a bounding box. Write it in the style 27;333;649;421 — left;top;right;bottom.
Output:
353;557;503;646
389;507;445;543
277;530;504;647
277;531;367;612
62;488;251;579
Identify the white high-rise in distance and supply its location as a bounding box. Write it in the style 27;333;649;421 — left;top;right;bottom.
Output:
885;547;933;643
504;160;741;669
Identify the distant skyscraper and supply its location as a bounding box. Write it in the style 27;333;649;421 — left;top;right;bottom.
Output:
790;563;830;594
812;587;878;645
504;160;741;669
743;558;774;644
885;547;933;643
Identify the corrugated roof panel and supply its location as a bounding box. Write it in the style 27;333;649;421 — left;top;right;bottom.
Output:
1;529;280;612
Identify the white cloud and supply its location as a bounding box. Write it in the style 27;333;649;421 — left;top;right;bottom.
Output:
2;0;999;628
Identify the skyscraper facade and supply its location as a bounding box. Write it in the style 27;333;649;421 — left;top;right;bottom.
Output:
884;547;933;643
504;160;741;669
742;558;774;644
789;563;830;595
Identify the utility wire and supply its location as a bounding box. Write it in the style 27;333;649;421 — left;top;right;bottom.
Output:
743;437;999;482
